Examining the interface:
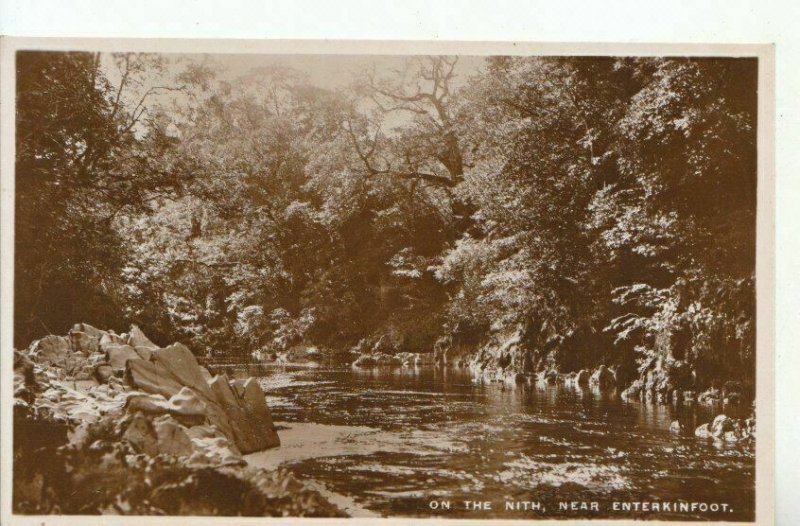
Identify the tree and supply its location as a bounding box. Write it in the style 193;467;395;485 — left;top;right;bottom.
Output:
595;58;757;388
16;52;757;394
15;51;196;346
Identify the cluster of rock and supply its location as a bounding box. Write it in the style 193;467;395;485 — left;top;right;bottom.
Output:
560;366;616;387
669;414;755;443
15;323;280;464
352;351;435;368
15;410;339;516
620;357;747;406
694;414;756;442
467;360;619;390
12;323;349;517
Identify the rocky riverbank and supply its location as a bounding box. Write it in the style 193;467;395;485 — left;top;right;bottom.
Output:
352;345;750;408
13;323;344;516
347;338;755;448
671;413;756;443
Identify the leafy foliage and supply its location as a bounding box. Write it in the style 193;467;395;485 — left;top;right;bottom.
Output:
15;53;756;390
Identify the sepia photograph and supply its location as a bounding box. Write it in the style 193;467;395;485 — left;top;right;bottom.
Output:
1;39;774;524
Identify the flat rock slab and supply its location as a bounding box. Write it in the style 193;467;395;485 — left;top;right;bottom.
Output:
152;343;215;400
126;358;185;400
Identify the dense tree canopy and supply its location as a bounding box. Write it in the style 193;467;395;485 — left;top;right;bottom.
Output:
15;52;757;391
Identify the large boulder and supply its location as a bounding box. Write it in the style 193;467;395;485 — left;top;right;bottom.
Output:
208;376;254;448
237;378;280;447
125;343;279;454
126;393;174;415
209;375;278;453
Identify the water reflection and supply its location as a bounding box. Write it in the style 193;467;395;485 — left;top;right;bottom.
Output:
236;365;754;520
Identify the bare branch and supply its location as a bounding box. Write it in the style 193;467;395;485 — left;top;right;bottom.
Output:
109;54;132;122
343;118;382;175
121;84;187;134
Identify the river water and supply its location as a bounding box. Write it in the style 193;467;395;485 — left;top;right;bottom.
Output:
236;365;754;521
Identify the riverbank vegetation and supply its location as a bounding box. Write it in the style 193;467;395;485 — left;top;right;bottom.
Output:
16;52;757;399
